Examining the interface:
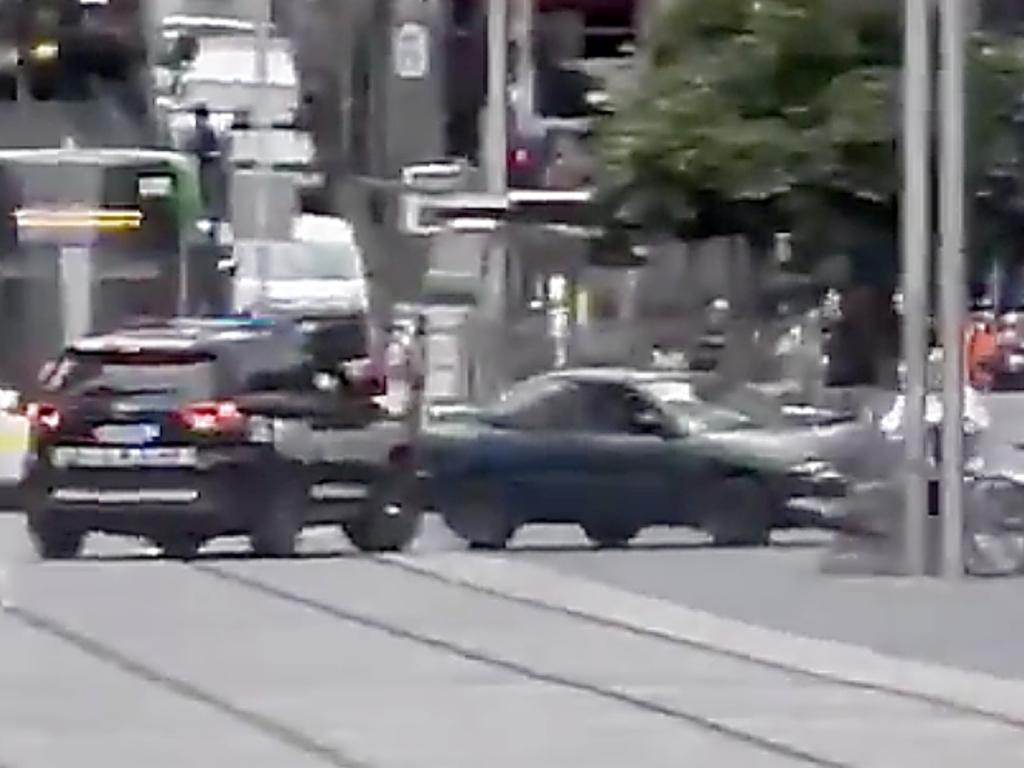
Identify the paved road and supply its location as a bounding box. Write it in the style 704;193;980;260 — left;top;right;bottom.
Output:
3;514;1024;767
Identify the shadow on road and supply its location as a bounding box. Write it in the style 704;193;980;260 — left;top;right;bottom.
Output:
505;535;830;556
73;548;363;564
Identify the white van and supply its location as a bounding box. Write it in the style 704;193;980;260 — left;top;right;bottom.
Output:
231;215;372;370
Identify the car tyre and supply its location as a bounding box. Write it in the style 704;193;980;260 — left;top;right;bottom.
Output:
250;476;303;558
705;476;772;547
344;463;422;553
155;534;203;561
581;519;640;549
27;515;84;560
441;487;517;550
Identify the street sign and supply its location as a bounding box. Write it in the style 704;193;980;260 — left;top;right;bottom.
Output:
402;193;508;236
401;161;469;194
394;22;430;79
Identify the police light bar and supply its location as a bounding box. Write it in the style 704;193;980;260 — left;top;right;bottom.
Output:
14;208;143;230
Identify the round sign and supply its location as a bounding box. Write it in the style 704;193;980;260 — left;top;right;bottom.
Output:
394;22;429;79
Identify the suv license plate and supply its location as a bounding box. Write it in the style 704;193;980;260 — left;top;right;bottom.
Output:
51;446;197;469
94;423;161;445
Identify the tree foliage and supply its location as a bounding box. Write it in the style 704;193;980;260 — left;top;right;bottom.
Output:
596;0;1024;249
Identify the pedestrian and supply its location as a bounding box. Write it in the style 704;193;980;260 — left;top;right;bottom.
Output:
186;103;226;219
966;315;998;390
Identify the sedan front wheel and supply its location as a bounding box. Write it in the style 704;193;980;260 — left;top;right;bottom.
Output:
704;476;772;547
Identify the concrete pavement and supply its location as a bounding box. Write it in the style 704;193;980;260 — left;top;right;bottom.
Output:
2;515;1024;767
515;526;1024;682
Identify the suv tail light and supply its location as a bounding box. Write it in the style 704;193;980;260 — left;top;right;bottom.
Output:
26;402;61;431
179;400;245;433
342;357;386;397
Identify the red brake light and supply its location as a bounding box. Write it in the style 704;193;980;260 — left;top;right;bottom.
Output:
179;400;244;433
26;402;61;431
508;147;532;169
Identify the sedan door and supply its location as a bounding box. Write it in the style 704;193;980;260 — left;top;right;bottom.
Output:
570;382;683;526
476;378;594;524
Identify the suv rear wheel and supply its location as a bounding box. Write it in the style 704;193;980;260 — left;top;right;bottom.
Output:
250;476;304;558
343;463;421;552
27;515;84;560
154;534;204;561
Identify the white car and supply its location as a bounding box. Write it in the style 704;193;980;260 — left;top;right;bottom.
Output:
230;215;367;315
165;34;300;143
229;215;375;373
153;14;262;96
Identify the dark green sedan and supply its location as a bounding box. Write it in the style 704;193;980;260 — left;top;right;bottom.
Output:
419;369;861;549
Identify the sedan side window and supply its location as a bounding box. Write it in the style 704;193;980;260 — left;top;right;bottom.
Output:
487;378;584;431
578;383;666;435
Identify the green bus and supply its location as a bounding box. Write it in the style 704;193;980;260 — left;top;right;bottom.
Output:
0;147;227;391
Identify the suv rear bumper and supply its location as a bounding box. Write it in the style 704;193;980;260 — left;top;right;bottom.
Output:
22;453;399;538
23;461;265;537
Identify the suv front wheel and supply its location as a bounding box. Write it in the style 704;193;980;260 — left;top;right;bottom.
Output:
343;463;421;552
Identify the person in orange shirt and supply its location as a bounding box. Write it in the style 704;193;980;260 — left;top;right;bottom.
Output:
966;316;998;390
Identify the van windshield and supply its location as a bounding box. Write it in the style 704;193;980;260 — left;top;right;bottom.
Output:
236;241;362;281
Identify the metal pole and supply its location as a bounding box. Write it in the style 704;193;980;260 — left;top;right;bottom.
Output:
485;0;509;197
254;19;272;310
477;0;509;400
513;0;535;127
938;0;966;579
901;0;933;576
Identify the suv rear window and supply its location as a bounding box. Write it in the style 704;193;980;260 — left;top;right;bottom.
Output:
44;351;219;402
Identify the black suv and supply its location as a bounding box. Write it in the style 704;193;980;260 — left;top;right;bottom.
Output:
20;316;421;560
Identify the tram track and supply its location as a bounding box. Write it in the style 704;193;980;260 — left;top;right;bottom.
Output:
194;561;855;768
7;543;1024;767
373;553;1024;732
1;600;373;768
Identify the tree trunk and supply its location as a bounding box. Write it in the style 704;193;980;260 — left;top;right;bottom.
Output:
719;236;761;382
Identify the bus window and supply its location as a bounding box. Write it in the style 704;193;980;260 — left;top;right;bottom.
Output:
0;153;204;390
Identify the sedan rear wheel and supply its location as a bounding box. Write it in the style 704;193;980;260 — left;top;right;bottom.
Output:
441;489;516;550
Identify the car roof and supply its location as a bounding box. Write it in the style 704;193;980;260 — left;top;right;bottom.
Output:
161;14;258;32
293;214;357;244
546;367;705;386
68;317;294;356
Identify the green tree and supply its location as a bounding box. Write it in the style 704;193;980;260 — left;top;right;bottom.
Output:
597;0;1024;270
